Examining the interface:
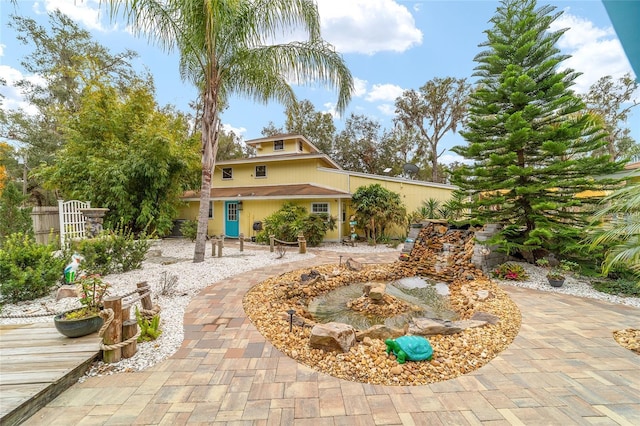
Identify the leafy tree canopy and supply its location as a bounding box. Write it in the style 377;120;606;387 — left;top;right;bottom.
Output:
582;73;639;161
40;79;200;236
395;77;471;183
2;10;139;205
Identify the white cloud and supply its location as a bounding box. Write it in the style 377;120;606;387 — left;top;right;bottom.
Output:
322;102;339;118
550;11;634;93
377;104;395;116
317;0;422;55
0;65;42;116
440;152;472;166
35;0;107;31
222;123;247;138
365;83;404;102
353;77;368;98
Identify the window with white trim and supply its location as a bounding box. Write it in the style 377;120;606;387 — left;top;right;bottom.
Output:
255;165;267;178
311;202;329;215
298;141;303;152
208;201;214;218
222;167;233;180
274;140;284;151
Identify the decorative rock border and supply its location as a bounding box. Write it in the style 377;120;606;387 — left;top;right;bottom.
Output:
243;261;521;385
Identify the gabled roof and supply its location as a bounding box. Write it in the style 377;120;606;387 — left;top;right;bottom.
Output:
182;183;351;200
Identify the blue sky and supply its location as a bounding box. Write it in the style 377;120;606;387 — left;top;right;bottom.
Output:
1;0;637;164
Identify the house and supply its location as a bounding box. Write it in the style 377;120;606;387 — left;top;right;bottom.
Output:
178;134;456;241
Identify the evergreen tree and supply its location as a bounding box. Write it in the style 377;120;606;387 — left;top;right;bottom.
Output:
451;0;622;258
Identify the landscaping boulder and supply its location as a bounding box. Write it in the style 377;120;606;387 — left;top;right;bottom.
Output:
309;322;356;352
356;324;406;341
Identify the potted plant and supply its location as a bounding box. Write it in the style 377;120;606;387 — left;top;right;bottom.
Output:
54;275;110;337
546;268;566;287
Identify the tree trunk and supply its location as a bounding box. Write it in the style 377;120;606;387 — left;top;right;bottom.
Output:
194;83;220;263
431;144;439;183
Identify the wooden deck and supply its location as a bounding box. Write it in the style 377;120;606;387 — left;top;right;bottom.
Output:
0;322;100;426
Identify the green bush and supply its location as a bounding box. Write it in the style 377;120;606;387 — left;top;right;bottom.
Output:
70;226;150;275
0;182;33;246
180;220;197;241
256;202;335;247
492;262;529;281
301;213;336;247
592;279;640;297
0;233;65;304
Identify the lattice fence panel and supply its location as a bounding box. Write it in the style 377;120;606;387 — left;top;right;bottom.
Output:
58;199;90;246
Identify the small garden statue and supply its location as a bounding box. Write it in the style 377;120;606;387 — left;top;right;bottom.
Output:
64;253;84;283
385;335;434;364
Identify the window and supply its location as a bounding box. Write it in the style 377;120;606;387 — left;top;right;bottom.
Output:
208;201;214;218
222;167;233;180
311;202;329;214
298;141;303;152
274;140;284;151
227;203;237;221
255;165;267;178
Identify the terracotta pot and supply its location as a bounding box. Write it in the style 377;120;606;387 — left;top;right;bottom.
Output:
54;311;103;338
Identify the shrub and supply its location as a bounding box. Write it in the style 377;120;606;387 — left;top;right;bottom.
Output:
180;220;197;241
592;279;640;297
492;262;529;281
0;182;33;246
0;233;65;304
256;202;335;247
535;258;550;268
559;259;581;275
70;226;150;275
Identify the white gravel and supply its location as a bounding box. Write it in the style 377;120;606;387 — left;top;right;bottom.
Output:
489;261;640;309
0;239;637;380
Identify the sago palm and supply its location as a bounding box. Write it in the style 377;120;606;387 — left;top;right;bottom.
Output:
107;0;353;261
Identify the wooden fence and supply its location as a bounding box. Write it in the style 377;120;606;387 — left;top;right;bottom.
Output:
30;206;60;245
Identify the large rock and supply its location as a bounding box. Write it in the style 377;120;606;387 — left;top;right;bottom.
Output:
346;258;363;271
409;318;488;336
356;324;406;341
309;322;356;352
55;285;78;301
471;311;500;325
369;284;386;301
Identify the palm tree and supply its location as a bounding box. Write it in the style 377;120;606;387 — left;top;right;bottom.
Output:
108;0;353;261
588;170;640;282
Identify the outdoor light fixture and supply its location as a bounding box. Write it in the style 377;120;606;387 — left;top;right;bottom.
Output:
287;309;296;332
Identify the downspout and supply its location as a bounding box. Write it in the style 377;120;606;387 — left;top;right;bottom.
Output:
338;200;342;242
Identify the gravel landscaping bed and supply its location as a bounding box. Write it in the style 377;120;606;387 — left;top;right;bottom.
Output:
0;238;636;381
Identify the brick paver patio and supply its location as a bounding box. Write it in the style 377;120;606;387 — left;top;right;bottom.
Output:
23;249;640;425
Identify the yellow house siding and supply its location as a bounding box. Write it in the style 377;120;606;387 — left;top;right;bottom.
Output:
215;158;342;187
253;137;301;156
238;199;342;241
176;201;222;237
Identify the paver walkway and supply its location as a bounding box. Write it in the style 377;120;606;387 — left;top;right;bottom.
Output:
23;250;640;425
